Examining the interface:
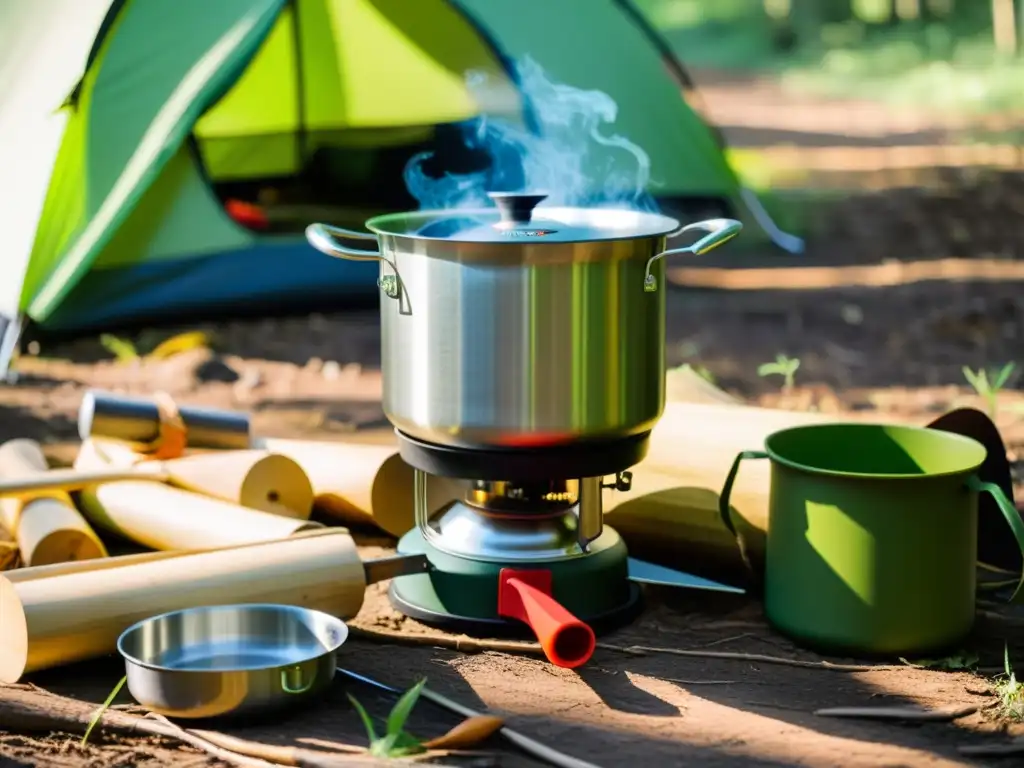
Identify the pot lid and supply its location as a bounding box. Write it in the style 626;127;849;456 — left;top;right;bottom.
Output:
364;192;681;244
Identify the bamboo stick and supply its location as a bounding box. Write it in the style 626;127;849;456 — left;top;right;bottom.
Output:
0;445;314;520
3;528;340;584
0;529;365;682
601;402;849;579
141;449;314;519
603;402;997;579
76;390;460;536
73;440;321;551
0;440;107;567
258;437;462;536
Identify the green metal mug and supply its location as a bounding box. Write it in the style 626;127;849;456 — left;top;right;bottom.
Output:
719;423;1024;656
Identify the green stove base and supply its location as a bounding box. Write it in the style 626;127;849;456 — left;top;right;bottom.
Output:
389;525;643;637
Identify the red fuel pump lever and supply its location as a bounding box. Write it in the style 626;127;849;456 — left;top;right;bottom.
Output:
497;568;596;668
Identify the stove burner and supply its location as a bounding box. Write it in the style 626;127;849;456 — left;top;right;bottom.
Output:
466;479;576;515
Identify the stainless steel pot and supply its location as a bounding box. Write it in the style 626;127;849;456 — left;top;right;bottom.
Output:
117;604;348;719
307;192;741;449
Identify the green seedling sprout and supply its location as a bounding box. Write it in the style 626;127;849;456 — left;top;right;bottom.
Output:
758;354;801;392
349;678;427;758
962;362;1015;421
99;334;139;363
899;651;978;670
677;362;716;385
81;675;127;747
994;644;1024;721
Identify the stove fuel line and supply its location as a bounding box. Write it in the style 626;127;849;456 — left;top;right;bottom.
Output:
337;666;604;768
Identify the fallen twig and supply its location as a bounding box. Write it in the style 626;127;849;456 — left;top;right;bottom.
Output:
0;684;418;767
698;633;756;648
350;626;903;671
815;705;978;722
602;645;904;672
348;626;545;656
978;609;1024;629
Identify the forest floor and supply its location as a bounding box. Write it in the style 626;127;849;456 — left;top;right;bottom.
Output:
3;68;1024;767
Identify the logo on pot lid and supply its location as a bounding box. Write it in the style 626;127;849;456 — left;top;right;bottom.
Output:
500;228;558;237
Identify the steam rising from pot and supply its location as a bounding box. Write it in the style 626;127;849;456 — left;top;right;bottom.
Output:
403;57;657;212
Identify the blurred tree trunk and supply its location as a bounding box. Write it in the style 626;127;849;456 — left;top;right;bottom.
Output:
788;0;821;46
896;0;922;20
820;0;854;22
1020;0;1024;52
925;0;954;16
993;0;1018;55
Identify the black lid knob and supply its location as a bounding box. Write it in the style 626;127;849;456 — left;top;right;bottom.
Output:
487;191;548;226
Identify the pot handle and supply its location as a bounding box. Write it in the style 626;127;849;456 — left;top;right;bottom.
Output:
966;475;1024;603
305;223;382;261
719;450;768;582
306;222;404;303
644;218;742;292
280;664;315;695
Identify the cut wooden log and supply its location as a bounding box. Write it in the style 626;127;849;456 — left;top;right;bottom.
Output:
258;436;462;537
0;439;107;567
0;442;314;520
73;440;321;551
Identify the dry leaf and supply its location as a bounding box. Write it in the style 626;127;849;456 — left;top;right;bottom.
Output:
423;715;504;749
0;540;19;570
146;331;211;361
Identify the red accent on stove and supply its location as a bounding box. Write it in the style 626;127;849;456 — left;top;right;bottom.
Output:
495;433;577;448
497;568;596;668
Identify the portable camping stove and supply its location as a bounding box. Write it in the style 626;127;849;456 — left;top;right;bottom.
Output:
389;430;649;667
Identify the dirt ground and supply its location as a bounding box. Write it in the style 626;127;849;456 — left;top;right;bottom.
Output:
3;279;1024;767
5;74;1024;767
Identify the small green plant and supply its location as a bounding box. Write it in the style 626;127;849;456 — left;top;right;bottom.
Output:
994;644;1024;721
758;354;801;392
349;678;427;758
81;676;127;746
899;651;978;670
677;362;716;385
99;334;139;363
962;362;1016;421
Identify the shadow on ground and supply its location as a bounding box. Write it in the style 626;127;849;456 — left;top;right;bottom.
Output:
0;403;77;445
22;581;1014;767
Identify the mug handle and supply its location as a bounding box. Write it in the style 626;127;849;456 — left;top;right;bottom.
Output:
719;450;769;581
965;475;1024;603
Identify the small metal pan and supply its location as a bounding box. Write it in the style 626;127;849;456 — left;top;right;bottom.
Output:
117;604;348;719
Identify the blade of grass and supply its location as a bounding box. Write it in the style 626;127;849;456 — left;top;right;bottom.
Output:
347;694;379;744
81;676;127;747
386;678;426;737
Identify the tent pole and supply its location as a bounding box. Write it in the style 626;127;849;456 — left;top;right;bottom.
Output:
290;0;309;169
0;314;25;383
611;0;804;255
739;188;804;254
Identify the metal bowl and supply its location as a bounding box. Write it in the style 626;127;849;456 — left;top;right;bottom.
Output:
117;604;348;719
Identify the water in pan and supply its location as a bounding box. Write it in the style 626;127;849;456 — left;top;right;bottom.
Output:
153;638;328;671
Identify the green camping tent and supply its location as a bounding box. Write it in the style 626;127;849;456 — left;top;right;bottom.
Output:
0;0;795;360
